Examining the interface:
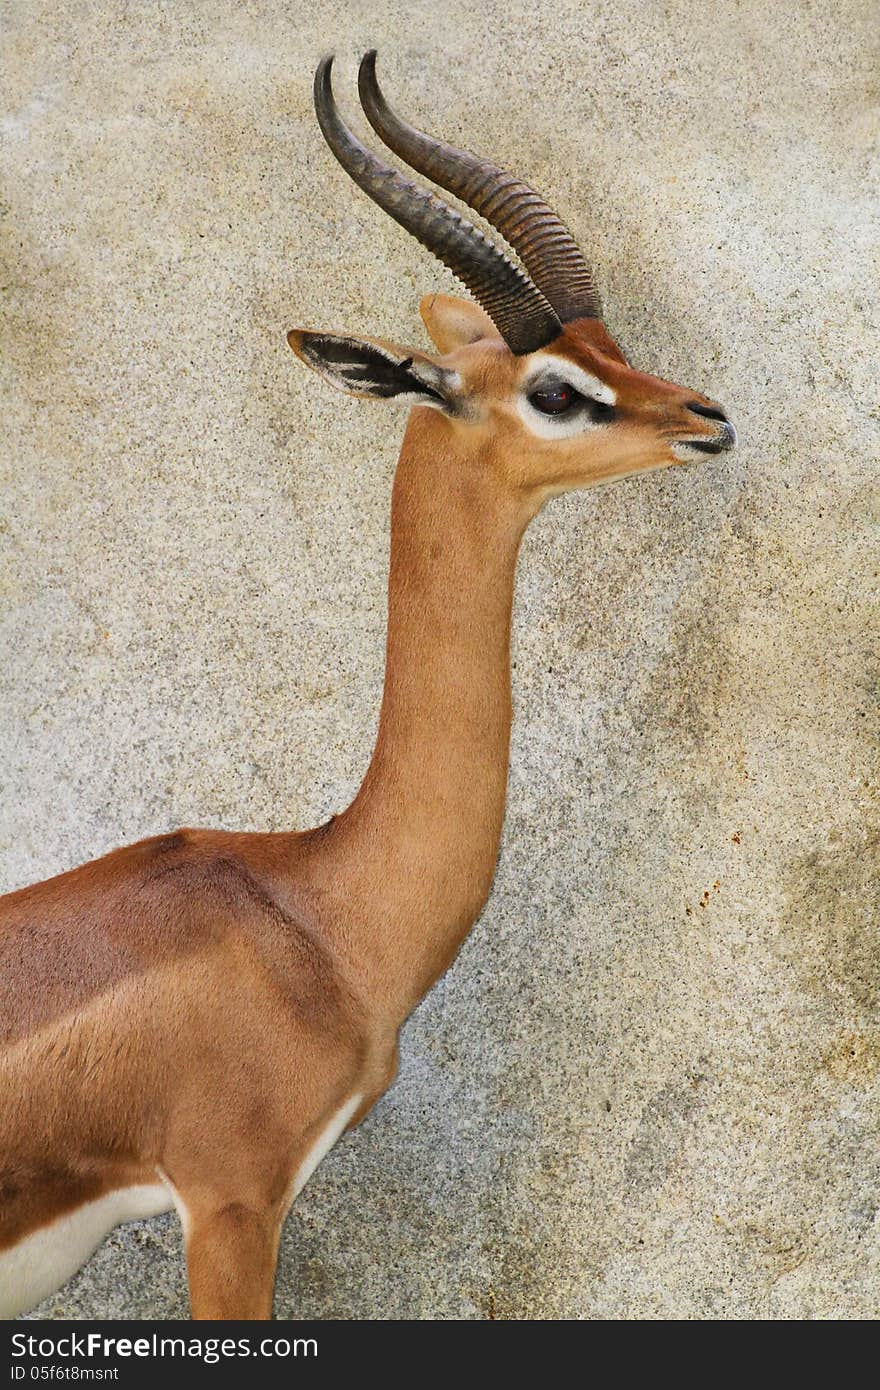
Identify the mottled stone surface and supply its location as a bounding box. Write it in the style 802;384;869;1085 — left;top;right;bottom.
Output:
2;0;878;1320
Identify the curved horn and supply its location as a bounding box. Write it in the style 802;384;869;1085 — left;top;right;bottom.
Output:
313;56;561;356
358;50;601;322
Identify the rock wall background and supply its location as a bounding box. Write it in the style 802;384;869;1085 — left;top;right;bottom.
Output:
2;0;878;1318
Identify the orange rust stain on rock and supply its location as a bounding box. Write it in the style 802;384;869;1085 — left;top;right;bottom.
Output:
822;1031;880;1085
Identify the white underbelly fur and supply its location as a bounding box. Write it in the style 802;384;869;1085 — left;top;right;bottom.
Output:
1;1094;362;1319
0;1183;172;1319
287;1094;363;1209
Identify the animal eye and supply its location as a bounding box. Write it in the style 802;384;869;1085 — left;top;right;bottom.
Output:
528;381;579;415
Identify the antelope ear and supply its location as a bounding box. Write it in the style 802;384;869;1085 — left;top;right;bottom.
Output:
287;329;458;409
419;293;500;353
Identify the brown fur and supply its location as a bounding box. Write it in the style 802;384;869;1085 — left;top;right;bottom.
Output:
0;294;732;1318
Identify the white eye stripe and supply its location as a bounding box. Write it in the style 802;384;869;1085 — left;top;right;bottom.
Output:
516;398;596;439
522;354;617;406
516;354;617;438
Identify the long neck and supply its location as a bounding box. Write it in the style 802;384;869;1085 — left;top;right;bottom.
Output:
308;410;529;1021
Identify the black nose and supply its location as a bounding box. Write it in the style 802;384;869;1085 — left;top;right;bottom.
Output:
687;401;728;424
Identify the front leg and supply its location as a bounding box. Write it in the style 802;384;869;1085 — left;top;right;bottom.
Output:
184;1199;281;1320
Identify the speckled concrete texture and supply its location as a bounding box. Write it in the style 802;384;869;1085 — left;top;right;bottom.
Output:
2;0;878;1319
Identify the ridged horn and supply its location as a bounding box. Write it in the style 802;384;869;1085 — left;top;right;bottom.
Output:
358;50;602;322
313;56;562;356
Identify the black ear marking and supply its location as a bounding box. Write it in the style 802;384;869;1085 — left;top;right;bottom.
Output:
299;334;446;402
